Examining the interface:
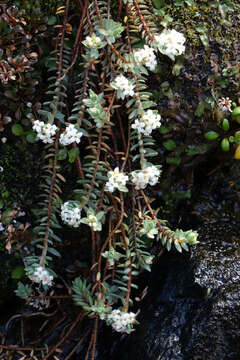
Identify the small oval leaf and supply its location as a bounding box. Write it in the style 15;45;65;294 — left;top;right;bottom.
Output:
231;106;240;117
222;118;230;131
221;138;230;152
204;131;219;140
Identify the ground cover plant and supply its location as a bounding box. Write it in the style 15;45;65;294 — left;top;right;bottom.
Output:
0;0;239;359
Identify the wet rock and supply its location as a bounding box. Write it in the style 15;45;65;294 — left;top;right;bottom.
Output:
98;220;240;360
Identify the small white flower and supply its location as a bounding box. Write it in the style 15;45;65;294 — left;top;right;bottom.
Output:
218;97;232;112
107;309;136;334
33;120;58;144
0;166;3;172
111;74;134;99
134;45;157;71
0;222;4;231
131;165;161;190
145;166;161;186
30;266;53;287
88;214;97;226
41;270;53;286
33;120;44;132
105;167;128;193
83;33;103;49
1;137;7;143
131;109;161;136
154;29;186;60
61;201;81;227
60;124;83;146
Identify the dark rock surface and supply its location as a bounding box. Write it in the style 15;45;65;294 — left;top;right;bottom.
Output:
97;220;240;360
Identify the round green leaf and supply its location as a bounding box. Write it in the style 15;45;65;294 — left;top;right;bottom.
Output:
26;133;37;143
12;124;24;136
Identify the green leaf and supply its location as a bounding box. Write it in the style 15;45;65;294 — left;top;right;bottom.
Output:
222;118;230;131
166;157;181;166
57;148;68;160
204;131;219;140
47;112;54;122
232;106;240;117
221;138;230;152
68;148;80;163
26;132;37;143
185;0;194;5
159;126;171;134
163;139;176;150
55;111;65;122
12;124;24;136
153;0;164;9
195;100;206;117
48;247;61;257
11;266;25;280
15;282;32;300
174;241;182;253
186;144;209;156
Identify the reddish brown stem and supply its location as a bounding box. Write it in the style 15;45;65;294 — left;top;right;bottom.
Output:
42;312;83;360
132;0;154;41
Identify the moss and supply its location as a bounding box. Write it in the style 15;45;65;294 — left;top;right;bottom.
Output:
0;143;41;208
154;0;240;125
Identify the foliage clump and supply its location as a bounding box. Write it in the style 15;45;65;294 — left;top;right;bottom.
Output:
1;0;239;359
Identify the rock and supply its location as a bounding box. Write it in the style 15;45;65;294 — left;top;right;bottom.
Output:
97;220;240;360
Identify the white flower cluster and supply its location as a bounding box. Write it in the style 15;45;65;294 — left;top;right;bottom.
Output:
131;109;161;136
154;29;186;60
33;120;58;144
30;266;53;286
83;33;102;49
108;309;136;334
134;45;157;71
105;167;128;193
112;74;134;98
59;124;83;146
131;165;161;190
61;201;81;227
